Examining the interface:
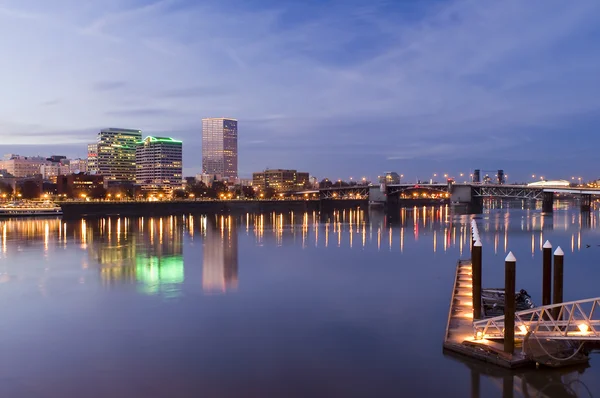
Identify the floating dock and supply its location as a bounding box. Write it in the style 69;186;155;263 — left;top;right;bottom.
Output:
443;259;532;369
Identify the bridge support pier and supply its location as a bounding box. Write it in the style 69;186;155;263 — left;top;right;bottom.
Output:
469;196;483;214
385;193;399;214
542;192;554;213
581;194;592;212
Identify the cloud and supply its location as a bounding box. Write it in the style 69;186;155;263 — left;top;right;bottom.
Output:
93;81;127;91
1;0;600;179
40;99;62;106
160;85;231;99
105;108;182;118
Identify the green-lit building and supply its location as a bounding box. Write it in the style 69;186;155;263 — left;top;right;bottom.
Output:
135;136;183;192
92;128;142;183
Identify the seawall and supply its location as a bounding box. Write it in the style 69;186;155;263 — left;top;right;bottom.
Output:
60;199;369;219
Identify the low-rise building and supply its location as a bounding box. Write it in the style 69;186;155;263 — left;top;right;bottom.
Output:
252;169;310;192
0;155;52;178
57;173;105;198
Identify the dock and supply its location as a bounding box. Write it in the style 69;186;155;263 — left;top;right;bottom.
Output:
443;259;531;369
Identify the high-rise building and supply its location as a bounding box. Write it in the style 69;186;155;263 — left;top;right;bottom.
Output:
135;136;183;192
87;144;98;174
201;118;238;180
95;128;142;183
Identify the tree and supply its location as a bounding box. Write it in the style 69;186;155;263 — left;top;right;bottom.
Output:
20;180;41;199
241;186;255;198
0;182;13;198
259;187;276;199
319;179;333;189
173;189;187;199
211;181;228;196
89;186;107;199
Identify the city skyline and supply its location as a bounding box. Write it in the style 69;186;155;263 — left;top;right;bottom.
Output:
1;0;600;180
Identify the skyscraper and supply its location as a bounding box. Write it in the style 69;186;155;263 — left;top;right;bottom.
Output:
201;118;238;180
95;128;142;183
135;136;183;192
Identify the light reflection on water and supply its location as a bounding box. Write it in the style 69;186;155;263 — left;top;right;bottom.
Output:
0;205;599;396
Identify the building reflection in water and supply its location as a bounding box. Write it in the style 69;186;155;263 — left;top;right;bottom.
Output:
202;215;238;294
0;218;62;258
0;201;596;295
84;216;184;297
238;203;596;258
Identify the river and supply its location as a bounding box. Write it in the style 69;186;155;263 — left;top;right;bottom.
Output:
0;205;598;397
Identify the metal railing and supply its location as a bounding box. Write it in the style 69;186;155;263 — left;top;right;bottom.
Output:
473;297;600;341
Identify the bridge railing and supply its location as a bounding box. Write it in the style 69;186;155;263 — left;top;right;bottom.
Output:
473;297;600;341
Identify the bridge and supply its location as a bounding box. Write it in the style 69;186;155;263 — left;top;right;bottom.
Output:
290;183;600;213
376;183;600;213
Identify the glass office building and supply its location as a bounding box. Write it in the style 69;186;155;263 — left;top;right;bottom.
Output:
201;118;238;180
94;128;142;183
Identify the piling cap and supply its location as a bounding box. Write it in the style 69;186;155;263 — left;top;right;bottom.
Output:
554;246;564;256
474;239;482;247
505;251;516;262
543;240;552;249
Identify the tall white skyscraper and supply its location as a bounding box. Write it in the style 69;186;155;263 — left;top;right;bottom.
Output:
201;118;238;180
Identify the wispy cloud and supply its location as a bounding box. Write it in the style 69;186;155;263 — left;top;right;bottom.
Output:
93;81;127;91
40;99;61;106
160;85;231;99
105;108;182;118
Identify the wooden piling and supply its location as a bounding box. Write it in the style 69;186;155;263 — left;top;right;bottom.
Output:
504;252;516;354
542;240;552;306
472;240;482;319
552;247;564;319
471;369;480;398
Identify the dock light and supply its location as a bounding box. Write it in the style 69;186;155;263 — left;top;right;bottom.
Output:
519;325;528;334
476;331;483;340
578;324;589;333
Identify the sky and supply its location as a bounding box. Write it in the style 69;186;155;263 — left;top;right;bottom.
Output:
1;0;600;182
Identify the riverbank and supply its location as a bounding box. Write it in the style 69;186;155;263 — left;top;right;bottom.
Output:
59;199;368;219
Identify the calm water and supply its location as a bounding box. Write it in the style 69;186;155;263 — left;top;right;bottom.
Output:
1;205;599;397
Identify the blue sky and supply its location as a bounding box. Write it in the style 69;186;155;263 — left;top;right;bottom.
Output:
1;0;600;182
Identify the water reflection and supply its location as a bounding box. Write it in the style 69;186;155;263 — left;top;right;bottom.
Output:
1;205;599;266
444;350;591;398
1;205;600;396
202;215;238;294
